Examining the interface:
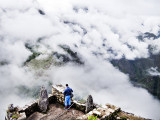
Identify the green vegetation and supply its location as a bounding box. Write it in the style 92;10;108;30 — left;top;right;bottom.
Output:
24;43;84;68
88;115;97;120
111;54;160;100
120;116;127;120
11;114;18;119
24;52;41;65
27;55;53;70
138;76;160;99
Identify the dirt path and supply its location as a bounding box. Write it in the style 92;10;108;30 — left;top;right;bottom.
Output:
27;104;85;120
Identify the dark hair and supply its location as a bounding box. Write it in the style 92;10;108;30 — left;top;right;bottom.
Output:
66;84;68;87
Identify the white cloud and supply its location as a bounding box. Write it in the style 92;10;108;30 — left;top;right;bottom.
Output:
0;40;31;65
148;67;160;76
0;0;33;10
0;11;54;41
0;0;160;119
49;57;160;119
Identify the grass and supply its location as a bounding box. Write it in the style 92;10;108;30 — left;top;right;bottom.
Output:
88;115;97;120
11;114;18;119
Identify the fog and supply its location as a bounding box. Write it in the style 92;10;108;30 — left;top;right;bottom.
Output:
148;67;160;76
49;56;160;119
0;0;160;119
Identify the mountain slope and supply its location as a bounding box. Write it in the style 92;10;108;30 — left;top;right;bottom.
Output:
111;53;160;99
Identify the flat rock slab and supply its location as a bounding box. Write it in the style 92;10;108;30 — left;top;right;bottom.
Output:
27;104;84;120
26;112;44;120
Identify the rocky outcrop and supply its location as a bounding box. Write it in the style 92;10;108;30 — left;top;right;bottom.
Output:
38;86;49;113
86;95;94;113
77;104;121;120
52;85;122;120
6;85;147;120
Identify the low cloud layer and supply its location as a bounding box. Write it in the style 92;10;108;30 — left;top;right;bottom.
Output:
148;67;160;76
0;0;160;119
49;56;160;119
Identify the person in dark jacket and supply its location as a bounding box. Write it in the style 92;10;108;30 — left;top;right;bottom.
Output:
63;84;73;109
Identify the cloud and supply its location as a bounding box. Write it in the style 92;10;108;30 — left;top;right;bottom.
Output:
0;11;54;42
148;67;160;76
0;40;31;65
0;0;160;119
0;0;33;10
49;56;160;119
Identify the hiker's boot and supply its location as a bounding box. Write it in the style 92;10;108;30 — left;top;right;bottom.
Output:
67;105;71;109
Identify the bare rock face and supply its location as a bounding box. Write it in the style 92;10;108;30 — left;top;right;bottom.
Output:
86;95;94;113
38;86;49;113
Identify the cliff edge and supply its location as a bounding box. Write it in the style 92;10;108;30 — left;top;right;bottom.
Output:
5;85;150;120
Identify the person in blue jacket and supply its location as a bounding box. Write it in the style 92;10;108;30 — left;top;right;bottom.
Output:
63;84;73;109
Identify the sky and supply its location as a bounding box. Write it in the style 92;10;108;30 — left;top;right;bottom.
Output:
0;0;160;119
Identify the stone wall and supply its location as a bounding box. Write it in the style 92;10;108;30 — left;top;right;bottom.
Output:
6;85;86;120
51;85;86;112
6;85;123;120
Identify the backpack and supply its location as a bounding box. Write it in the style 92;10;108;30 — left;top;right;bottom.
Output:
70;92;74;98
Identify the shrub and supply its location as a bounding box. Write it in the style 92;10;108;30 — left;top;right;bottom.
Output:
88;115;97;120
